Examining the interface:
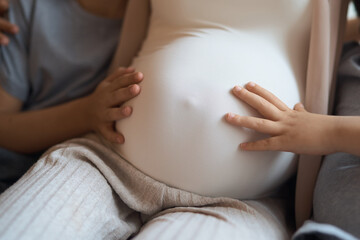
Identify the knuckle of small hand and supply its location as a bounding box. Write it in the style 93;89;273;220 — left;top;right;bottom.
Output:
263;138;272;147
288;110;297;117
259;99;267;108
287;114;298;125
259;119;268;126
277;125;286;134
282;108;290;115
253;120;261;129
109;92;118;104
105;110;113;121
115;67;125;74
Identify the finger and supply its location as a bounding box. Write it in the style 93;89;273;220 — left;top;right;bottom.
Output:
99;124;125;144
225;113;280;135
106;67;128;82
293;102;306;112
0;0;8;13
0;18;19;34
126;66;135;72
232;85;282;120
0;32;9;45
106;67;136;82
245;82;289;111
104;106;132;122
109;72;143;91
240;136;282;151
108;84;141;106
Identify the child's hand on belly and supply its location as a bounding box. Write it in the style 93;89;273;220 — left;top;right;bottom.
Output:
226;82;337;155
84;67;144;144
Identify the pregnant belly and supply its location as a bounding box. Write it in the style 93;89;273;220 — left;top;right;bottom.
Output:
115;31;302;199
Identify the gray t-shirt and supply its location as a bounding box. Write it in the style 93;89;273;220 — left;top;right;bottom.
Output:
0;0;122;110
0;0;122;192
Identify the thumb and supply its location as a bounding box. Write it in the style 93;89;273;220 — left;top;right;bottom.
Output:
293;102;306;112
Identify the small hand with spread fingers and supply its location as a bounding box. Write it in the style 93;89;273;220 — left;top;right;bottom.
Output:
84;67;144;144
225;82;356;156
0;0;18;45
0;67;143;153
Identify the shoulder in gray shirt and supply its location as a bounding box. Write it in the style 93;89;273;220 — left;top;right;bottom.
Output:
0;0;122;110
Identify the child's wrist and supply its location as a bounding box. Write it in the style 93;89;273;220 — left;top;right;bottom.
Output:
330;116;351;154
326;115;342;154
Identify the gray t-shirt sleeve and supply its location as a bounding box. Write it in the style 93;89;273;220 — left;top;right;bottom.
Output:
0;0;33;102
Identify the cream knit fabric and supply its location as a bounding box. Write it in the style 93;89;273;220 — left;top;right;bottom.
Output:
0;134;292;239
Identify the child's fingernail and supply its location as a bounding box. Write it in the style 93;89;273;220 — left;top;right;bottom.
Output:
129;84;140;94
122;107;129;115
240;143;247;149
11;26;19;33
233;86;242;92
123;106;133;116
136;72;143;79
247;82;255;87
117;137;124;143
226;113;235;119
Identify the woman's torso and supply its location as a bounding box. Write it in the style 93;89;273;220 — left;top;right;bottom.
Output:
0;0;123;189
1;0;122;110
116;0;313;199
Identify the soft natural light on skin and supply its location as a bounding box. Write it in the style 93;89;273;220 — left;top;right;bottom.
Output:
115;0;312;199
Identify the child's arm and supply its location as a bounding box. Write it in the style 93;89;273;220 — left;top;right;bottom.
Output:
0;0;18;45
225;82;360;156
0;67;143;154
